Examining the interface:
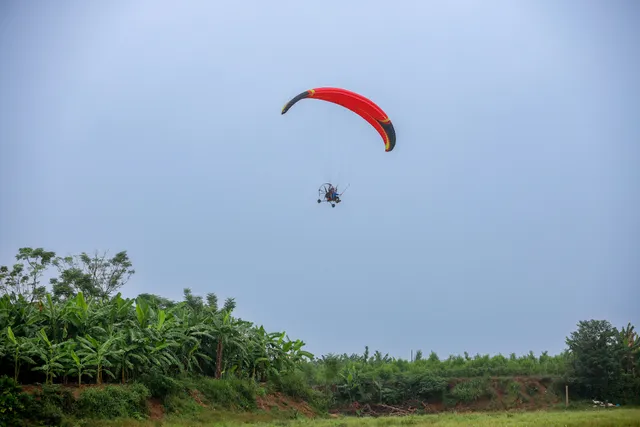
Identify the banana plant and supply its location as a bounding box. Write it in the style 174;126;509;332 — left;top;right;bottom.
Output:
39;294;70;343
183;341;212;374
338;363;363;403
31;328;67;385
5;294;40;337
619;322;639;376
76;334;122;384
114;330;149;383
67;293;105;339
179;323;215;370
5;326;37;382
283;337;314;369
105;293;135;327
0;282;319;386
65;346;96;386
211;310;244;379
134;296;153;329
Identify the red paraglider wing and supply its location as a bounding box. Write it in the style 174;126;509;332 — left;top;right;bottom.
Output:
281;87;396;152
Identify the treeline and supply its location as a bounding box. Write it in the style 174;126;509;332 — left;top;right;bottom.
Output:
298;320;639;406
0;248;313;387
1;247;639;414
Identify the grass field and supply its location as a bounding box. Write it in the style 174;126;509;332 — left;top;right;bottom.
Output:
79;408;640;427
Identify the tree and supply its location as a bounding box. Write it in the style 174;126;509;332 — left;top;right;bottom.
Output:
0;265;24;300
49;265;93;302
0;248;56;303
137;293;176;310
183;288;204;312
565;319;623;401
51;250;135;301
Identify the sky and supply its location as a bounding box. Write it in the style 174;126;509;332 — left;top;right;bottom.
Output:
1;0;638;360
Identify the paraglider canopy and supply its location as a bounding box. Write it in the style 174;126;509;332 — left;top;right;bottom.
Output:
281;87;396;152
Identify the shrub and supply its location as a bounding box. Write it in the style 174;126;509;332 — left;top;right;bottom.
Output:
411;372;448;400
75;384;150;419
163;394;203;416
507;380;521;397
450;378;491;403
525;381;539;396
34;402;65;427
0;379;75;427
195;378;257;410
306;389;332;413
36;384;75;413
24;384;76;427
549;377;568;396
137;369;184;401
0;375;31;426
269;370;313;401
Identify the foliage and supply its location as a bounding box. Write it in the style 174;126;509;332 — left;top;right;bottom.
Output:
0;248;56;304
0;248;314;391
301;349;566;406
0;246;638;426
269;370;314;401
163;393;204;417
74;384;151;419
449;378;492;403
29;408;640;426
0;375;31;426
194;377;257;410
50;250;135;302
137;368;184;400
564;319;636;402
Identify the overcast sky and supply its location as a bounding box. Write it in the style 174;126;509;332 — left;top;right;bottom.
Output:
1;0;638;360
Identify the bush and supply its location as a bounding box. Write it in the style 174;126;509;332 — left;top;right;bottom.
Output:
0;375;31;426
0;379;76;427
550;377;568;396
33;402;65;427
195;378;257;410
449;378;492;403
163;394;203;416
36;384;75;413
269;370;313;401
75;384;150;420
306;389;332;413
507;380;521;397
410;372;448;400
137;369;184;401
18;384;75;427
525;381;539;396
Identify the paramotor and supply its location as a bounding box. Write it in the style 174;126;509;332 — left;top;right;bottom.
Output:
317;183;346;208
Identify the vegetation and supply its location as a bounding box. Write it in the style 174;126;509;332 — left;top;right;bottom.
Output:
52;408;640;427
0;247;638;426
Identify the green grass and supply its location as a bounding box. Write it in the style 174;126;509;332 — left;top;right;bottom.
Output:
72;408;640;427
